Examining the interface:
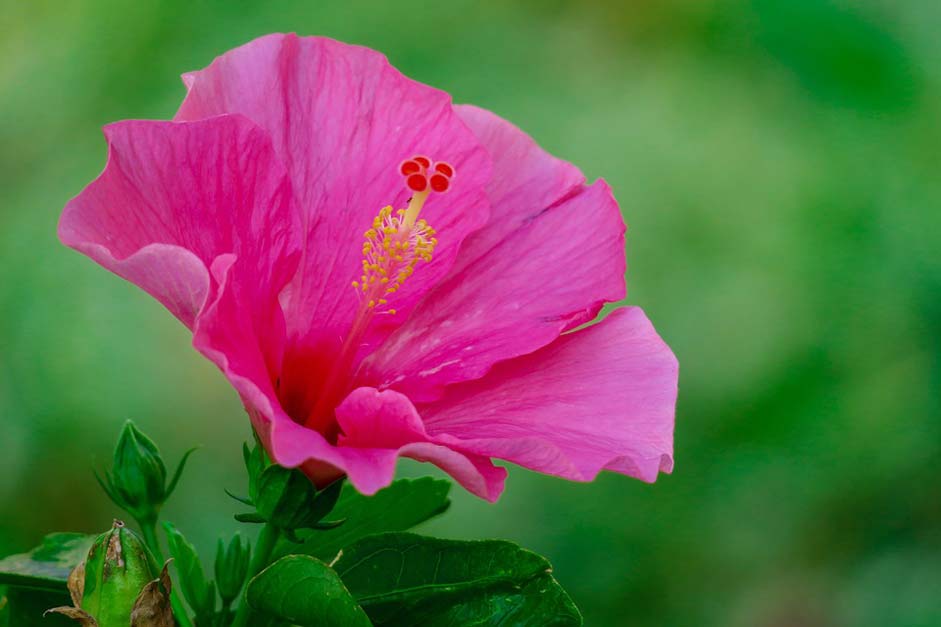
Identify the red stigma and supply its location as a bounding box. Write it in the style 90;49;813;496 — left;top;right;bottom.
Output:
429;173;450;193
406;173;428;192
433;161;454;178
400;159;421;176
399;156;455;195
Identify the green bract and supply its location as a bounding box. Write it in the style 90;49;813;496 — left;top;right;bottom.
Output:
231;442;345;539
255;465;319;528
281;477;452;562
215;533;250;607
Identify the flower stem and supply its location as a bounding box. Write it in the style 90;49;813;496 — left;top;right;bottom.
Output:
231;523;281;627
140;521;163;560
140;519;194;627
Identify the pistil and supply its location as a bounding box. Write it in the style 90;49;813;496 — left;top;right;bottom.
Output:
303;156;454;432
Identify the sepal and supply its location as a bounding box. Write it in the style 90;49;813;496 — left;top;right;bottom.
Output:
234;441;347;534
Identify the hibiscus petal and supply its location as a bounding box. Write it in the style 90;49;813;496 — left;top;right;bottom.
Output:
61;115;303;471
59;115;299;329
176;33;492;347
450;105;586;271
398;441;506;503
420;307;677;484
362;108;625;398
336;387;506;501
237;386;505;501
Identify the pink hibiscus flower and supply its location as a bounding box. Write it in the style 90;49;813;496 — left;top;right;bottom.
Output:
60;34;677;501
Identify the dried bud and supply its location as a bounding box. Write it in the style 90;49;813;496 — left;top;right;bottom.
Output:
80;521;159;627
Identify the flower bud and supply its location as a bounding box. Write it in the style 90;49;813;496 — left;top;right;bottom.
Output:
113;422;166;517
214;532;251;606
97;421;195;526
80;520;159;627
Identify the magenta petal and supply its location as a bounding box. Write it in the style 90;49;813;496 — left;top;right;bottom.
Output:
421;307;677;483
191;253;351;487
362;109;625;398
450;105;585;271
335;387;506;500
59;115;299;328
59;114;306;491
62;34;678;503
398;442;506;503
236;385;505;500
177;34;492;345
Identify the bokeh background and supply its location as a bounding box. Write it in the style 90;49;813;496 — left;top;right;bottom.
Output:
2;1;939;625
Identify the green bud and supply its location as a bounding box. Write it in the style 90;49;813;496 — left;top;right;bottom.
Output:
81;520;159;627
114;422;166;516
96;421;196;526
214;533;251;606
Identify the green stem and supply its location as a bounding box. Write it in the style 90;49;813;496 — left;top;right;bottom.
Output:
231;524;280;627
215;602;230;627
140;519;194;627
140;521;163;560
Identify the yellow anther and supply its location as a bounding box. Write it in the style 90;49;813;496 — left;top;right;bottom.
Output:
355;198;437;316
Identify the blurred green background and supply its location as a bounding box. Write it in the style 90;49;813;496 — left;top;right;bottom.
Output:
2;1;939;625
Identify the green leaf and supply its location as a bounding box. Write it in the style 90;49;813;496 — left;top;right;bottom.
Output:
246;555;370;627
333;533;582;626
2;586;75;626
284;478;451;561
162;522;215;618
0;533;93;590
413;572;582;627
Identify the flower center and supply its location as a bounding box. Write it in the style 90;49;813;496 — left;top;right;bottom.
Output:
303;156;455;432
